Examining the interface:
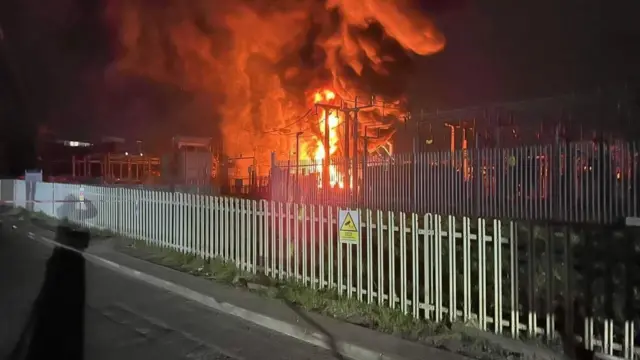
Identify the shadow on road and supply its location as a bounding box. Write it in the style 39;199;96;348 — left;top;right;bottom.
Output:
8;226;89;360
8;198;97;360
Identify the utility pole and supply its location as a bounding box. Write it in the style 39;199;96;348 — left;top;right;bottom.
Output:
314;103;342;189
341;96;374;205
352;97;359;185
324;110;330;188
444;122;459;152
314;96;374;203
295;131;303;201
343;110;350;186
444;121;474;176
363;125;369;184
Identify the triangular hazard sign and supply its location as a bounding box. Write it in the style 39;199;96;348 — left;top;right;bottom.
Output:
340;213;358;232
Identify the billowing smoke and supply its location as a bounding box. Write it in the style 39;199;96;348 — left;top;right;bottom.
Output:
105;0;445;170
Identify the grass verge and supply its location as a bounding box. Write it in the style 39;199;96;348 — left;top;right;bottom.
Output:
117;237;548;360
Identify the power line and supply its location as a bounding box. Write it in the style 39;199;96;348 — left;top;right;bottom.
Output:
263;108;314;135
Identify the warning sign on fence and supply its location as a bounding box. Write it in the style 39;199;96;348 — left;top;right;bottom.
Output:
338;209;360;244
78;187;86;210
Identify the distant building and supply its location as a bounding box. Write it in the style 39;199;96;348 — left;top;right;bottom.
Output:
37;138;93;178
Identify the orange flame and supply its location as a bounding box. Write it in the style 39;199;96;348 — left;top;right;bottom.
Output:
299;89;345;188
315;90;344;188
105;0;446;174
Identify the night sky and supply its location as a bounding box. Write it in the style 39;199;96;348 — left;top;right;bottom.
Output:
411;0;640;110
1;0;639;153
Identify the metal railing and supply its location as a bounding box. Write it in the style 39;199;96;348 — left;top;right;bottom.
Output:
271;141;640;224
3;179;638;359
87;181;269;199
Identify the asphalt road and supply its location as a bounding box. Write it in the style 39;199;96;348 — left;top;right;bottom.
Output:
0;226;340;360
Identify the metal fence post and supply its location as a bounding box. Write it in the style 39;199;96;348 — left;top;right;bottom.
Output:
412;137;417;213
51;182;55;216
270;151;276;201
117;186;123;234
474;148;482;216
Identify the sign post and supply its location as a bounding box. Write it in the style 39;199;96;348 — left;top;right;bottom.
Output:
338;209;360;244
79;186;86;210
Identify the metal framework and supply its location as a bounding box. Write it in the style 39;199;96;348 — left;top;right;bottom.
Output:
397;87;640;153
271;140;640;224
71;153;161;182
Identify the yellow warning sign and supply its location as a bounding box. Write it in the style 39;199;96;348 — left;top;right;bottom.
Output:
340;213;357;231
338;210;360;244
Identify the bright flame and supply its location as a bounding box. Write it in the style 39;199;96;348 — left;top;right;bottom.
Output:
105;0;446;173
301;89;345;188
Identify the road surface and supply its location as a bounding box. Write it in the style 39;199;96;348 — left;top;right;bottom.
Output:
0;226;340;360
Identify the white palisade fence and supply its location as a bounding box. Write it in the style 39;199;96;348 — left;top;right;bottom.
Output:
2;179;638;360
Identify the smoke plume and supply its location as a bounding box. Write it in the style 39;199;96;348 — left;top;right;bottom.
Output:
105;0;445;170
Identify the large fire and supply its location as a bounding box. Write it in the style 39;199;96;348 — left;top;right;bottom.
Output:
305;89;344;188
104;0;446;174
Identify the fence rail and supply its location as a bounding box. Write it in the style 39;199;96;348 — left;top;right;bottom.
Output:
2;179;638;359
271;141;640;224
95;179;270;199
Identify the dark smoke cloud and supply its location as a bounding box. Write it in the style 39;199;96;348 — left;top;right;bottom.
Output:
105;0;445;168
0;0;212;148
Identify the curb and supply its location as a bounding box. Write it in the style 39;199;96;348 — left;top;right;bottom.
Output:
18;226;399;360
